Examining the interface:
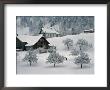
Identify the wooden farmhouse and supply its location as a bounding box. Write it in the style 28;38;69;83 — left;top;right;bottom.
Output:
16;37;27;51
39;27;60;38
16;34;50;51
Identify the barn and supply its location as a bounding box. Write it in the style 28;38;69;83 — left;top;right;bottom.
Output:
39;27;60;38
16;37;27;51
16;34;50;51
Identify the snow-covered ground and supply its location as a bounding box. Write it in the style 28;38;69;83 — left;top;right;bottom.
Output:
17;33;94;74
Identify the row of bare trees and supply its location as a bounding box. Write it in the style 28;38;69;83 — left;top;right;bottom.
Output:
22;38;93;68
63;38;92;68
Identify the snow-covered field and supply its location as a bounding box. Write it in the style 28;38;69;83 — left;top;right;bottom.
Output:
17;33;94;74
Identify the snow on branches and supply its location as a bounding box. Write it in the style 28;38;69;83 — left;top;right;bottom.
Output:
23;50;38;66
76;39;89;52
70;38;92;68
74;52;91;68
46;51;65;67
71;47;80;56
63;38;73;50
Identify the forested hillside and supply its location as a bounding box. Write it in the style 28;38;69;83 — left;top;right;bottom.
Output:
16;16;94;35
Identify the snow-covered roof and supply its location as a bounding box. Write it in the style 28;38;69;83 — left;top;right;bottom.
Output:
84;29;94;31
17;34;43;46
48;43;55;46
42;27;59;34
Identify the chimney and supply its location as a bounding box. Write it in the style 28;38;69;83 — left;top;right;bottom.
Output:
43;32;46;39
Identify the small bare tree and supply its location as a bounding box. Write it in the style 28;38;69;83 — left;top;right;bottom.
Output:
71;48;80;56
48;46;56;53
74;52;91;68
63;38;73;50
23;50;38;66
46;51;65;67
76;39;89;52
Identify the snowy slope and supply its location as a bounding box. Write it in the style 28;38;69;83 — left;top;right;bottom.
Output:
17;33;94;74
47;33;94;51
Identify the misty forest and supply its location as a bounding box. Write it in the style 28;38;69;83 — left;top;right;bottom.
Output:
16;16;94;36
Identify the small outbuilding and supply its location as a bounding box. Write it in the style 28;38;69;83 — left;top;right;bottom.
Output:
84;29;94;33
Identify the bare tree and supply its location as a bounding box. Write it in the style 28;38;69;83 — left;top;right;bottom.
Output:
23;50;38;66
63;38;73;50
46;51;65;67
74;52;91;68
76;39;89;52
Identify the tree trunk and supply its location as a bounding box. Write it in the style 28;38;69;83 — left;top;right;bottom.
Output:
67;45;69;50
81;64;82;68
29;61;31;66
54;64;55;67
80;46;81;51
